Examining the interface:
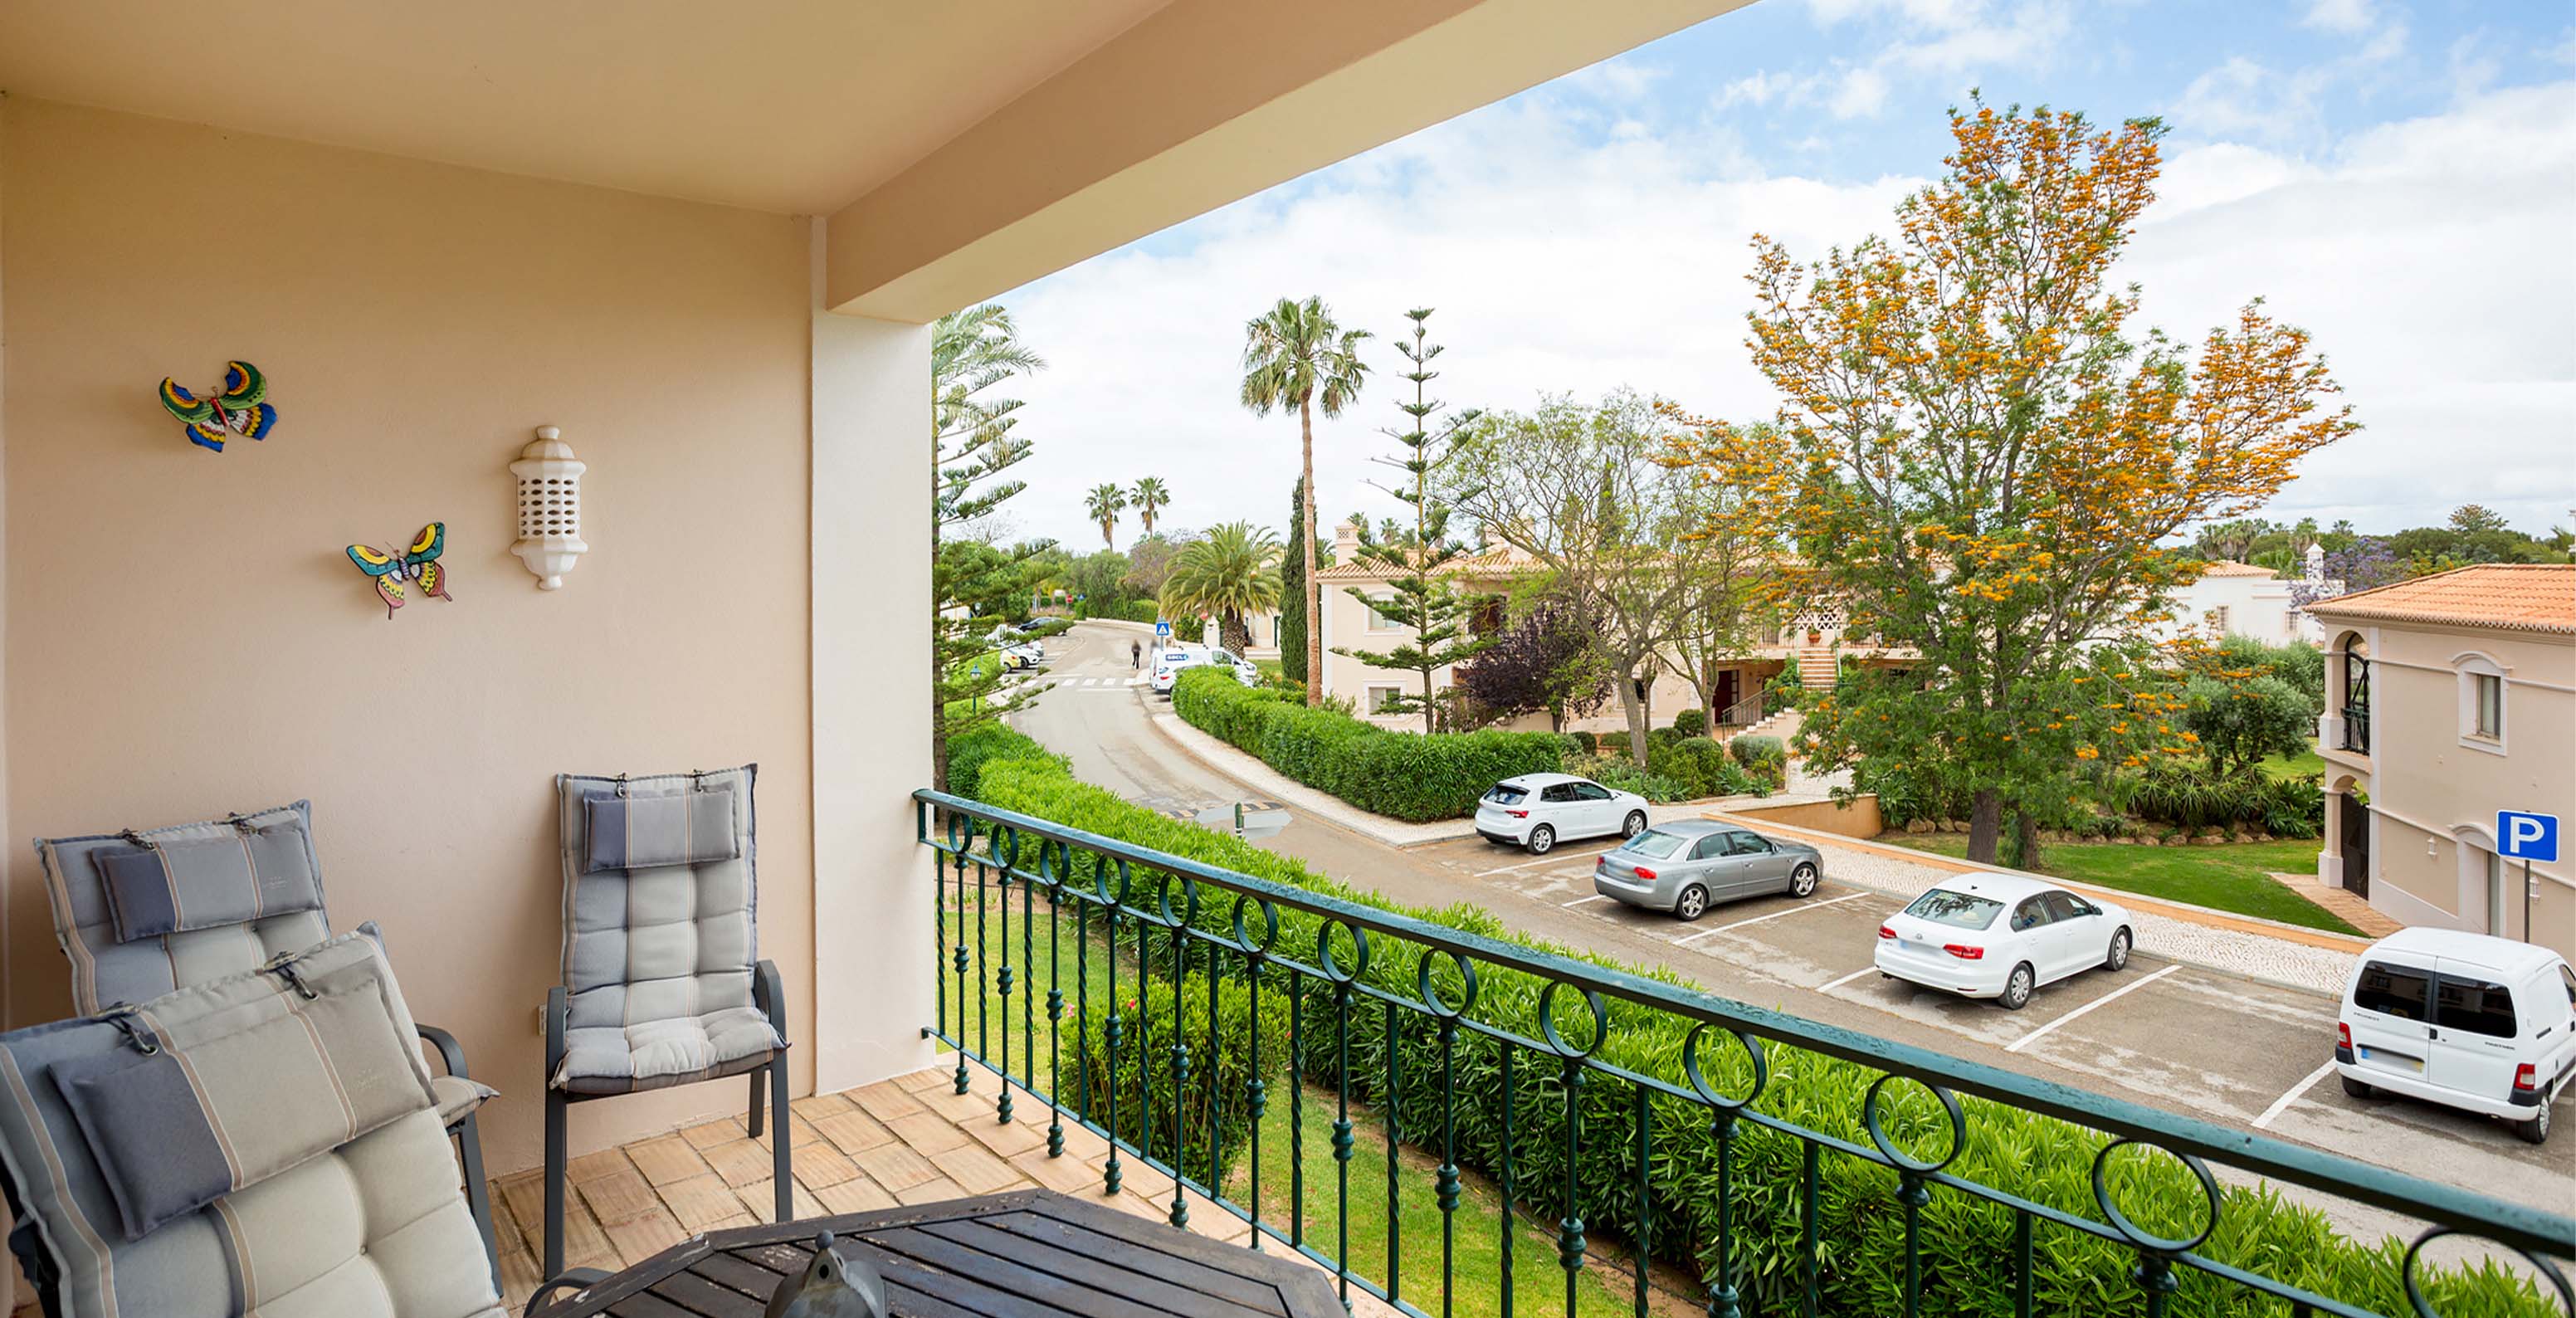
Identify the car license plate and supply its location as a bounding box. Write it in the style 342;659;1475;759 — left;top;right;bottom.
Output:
2358;1046;2422;1074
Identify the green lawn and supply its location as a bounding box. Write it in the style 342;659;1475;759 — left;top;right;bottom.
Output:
2257;749;2326;780
933;904;1128;1092
1885;835;2352;935
1230;1082;1667;1318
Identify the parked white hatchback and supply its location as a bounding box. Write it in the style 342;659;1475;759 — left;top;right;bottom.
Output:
1874;872;2133;1010
2334;928;2575;1145
1474;773;1650;855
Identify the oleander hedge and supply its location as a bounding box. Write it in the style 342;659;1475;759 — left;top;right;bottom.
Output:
1169;666;1564;821
957;749;2557;1317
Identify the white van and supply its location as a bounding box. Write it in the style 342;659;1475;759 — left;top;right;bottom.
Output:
1150;644;1256;696
2334;927;2576;1144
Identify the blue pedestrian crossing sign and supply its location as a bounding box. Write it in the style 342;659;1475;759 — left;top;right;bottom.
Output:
1154;620;1172;641
2498;810;2558;863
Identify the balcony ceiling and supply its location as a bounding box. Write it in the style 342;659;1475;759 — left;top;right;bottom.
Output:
0;0;1173;215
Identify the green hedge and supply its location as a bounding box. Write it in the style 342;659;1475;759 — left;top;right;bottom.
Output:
945;725;1065;800
1672;707;1709;738
1073;977;1288;1188
960;750;2553;1316
1129;601;1163;625
1171;667;1564;821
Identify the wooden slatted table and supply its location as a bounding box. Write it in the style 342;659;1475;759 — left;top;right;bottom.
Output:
531;1189;1346;1318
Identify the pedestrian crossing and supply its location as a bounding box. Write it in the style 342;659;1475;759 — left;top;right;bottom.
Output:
1050;675;1149;690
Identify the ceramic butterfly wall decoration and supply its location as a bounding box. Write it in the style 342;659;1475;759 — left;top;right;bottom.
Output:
346;523;455;620
157;361;278;452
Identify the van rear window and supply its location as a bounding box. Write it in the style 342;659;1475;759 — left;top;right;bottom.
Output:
2434;974;2519;1039
2352;961;2431;1020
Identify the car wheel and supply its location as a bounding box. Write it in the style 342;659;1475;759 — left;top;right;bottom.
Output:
1622;811;1647;839
2516;1101;2551;1145
1525;825;1555;855
1675;885;1710;922
1998;964;2036;1011
2339;1075;2376;1100
1788;862;1819;898
2103;928;2132;972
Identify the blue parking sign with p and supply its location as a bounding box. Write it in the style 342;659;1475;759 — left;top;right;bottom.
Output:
2498;810;2559;863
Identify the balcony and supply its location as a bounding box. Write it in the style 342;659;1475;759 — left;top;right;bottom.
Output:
911;789;2574;1317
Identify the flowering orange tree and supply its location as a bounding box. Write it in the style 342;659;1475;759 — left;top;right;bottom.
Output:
1669;100;2356;864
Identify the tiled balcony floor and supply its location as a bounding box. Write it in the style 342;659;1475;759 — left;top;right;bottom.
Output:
495;1062;1400;1316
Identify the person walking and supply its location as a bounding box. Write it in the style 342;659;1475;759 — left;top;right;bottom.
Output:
1130;638;1143;670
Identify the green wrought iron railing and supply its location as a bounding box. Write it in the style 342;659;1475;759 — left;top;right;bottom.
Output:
915;788;2574;1317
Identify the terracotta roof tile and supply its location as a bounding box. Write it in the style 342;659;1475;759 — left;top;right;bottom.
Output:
2198;560;2276;578
2302;563;2575;636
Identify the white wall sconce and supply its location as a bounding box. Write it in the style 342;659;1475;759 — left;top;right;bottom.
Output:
510;425;588;589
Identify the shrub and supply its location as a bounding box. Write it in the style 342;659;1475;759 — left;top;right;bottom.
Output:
2264;777;2325;839
1026;618;1073;639
1128;600;1164;625
1671;707;1708;738
959;754;2549;1317
1730;735;1786;771
1566;754;1681;803
1171;667;1563;820
1647;737;1752;800
1073;976;1287;1187
944;725;1065;800
1568;730;1599;755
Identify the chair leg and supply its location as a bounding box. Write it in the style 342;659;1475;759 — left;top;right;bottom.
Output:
770;1057;793;1223
454;1112;500;1291
544;1087;568;1279
746;1067;764;1140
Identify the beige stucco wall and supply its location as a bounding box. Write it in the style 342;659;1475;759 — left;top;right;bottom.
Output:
0;100;822;1171
2317;618;2574;957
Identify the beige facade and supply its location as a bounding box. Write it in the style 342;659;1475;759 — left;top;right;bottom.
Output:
2310;566;2575;959
0;1;1752;1179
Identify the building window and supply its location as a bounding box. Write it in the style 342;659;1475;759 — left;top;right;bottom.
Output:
1365;684;1403;713
2456;654;2507;753
2339;640;2370;754
1368;597;1400;631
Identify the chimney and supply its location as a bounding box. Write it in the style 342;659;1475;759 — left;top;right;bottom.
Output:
1333;521;1361;557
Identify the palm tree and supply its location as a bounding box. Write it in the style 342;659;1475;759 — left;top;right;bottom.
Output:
1130;476;1171;535
1084;482;1129;547
1242;296;1370;705
1159;522;1283;655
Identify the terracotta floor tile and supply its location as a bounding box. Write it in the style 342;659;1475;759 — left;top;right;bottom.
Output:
788;1142;862;1189
1009;1146;1102;1194
702;1138;778;1188
852;1079;930;1121
791;1091;854;1120
496;1247;544;1312
895;1067;951;1093
681;1118;745;1149
936;1143;1028;1196
658;1174;748;1233
577;1167;661;1227
886;1111;970;1154
849;1142;942;1193
894;1175;970;1206
813;1109;896;1154
603;1207;690;1266
733;1178;826;1223
565;1148;635;1184
964;1115;1046;1158
814;1176;901;1215
624;1134;709;1187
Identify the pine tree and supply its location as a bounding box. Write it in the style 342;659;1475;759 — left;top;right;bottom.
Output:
1332;309;1487;733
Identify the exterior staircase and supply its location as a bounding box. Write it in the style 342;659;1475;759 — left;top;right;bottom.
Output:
1729;706;1801;745
1794;646;1838;689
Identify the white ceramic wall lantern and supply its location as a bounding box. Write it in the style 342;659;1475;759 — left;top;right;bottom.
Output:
510;425;588;589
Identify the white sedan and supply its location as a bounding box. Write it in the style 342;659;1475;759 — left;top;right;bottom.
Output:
1474;773;1649;855
1874;872;2134;1010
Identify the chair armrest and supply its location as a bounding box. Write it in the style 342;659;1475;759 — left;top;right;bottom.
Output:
415;1023;471;1081
544;985;568;1078
523;1267;612;1317
753;959;788;1045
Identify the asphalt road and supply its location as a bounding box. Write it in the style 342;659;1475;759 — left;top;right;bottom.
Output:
1017;623;2576;1246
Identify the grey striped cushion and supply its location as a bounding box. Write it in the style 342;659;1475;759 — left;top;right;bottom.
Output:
93;824;324;943
554;765;779;1091
583;785;740;871
0;930;503;1318
34;803;332;1015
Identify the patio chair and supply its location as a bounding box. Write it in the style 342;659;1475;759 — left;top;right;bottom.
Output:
0;929;505;1318
29;800;501;1283
543;764;789;1277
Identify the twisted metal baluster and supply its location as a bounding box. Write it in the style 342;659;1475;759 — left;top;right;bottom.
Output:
1500;1041;1515;1318
929;804;944;1063
1708;1113;1740;1318
1438;1015;1460;1318
1632;1084;1649;1317
1384;996;1402;1308
1044;842;1065;1158
1206;932;1222;1199
1559;1057;1586;1318
951;823;973;1096
1333;973;1354;1305
1290;974;1305;1248
1021;835;1037;1118
1075;866;1092;1137
973;840;989;1086
1247;955;1266;1250
1168;885;1190;1229
995;855;1012;1125
1134;894;1153;1170
1102;865;1123;1197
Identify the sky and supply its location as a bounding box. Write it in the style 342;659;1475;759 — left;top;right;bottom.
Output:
992;0;2576;553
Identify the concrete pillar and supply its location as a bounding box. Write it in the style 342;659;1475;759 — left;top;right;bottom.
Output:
808;219;934;1092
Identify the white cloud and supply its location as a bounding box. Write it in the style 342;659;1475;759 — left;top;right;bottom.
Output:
998;83;2576;546
1831;66;1893;119
2303;0;2374;36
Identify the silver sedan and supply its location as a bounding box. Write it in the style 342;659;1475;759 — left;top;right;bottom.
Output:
1593;819;1823;921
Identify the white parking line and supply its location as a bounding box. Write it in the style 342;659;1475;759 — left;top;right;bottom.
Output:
2253;1060;2339;1130
1561;894;1608;907
2003;964;2182;1054
1475;847;1615;877
1672;891;1868;945
1817;966;1877;993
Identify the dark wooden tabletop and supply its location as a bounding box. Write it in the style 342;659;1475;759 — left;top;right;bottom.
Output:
533;1189;1346;1318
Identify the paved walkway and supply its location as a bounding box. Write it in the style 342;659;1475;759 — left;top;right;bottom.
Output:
2271;869;2406;937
